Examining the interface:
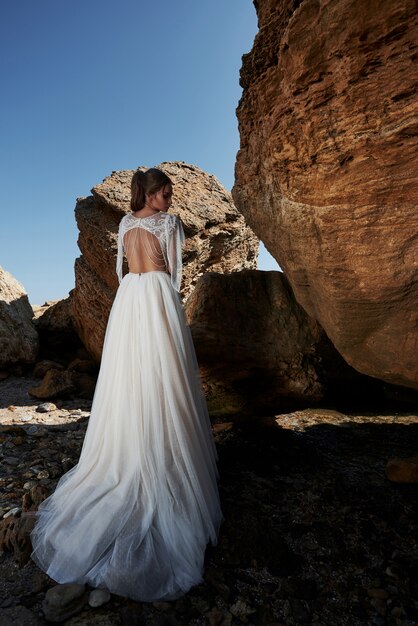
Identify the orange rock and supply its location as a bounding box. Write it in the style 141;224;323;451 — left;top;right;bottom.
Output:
233;0;418;389
72;162;258;361
29;368;75;399
386;455;418;483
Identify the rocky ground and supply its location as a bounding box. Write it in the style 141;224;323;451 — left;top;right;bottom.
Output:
0;376;417;625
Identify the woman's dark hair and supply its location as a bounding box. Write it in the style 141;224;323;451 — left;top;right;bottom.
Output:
131;168;173;212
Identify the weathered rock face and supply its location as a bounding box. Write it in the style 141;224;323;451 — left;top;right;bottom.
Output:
233;0;418;388
33;294;83;363
72;162;258;361
185;269;360;417
0;267;38;368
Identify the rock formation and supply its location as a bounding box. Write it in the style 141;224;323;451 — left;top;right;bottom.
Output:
233;0;418;388
33;295;83;363
28;296;97;400
72;162;258;361
185;269;361;416
0;267;38;369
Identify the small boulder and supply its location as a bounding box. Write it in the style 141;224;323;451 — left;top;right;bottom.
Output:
42;583;87;623
88;588;111;608
386;455;418;483
36;402;58;413
33;360;65;378
29;369;75;399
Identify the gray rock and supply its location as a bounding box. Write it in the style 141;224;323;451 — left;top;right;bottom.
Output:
88;588;111;607
36;470;49;480
42;583;87;623
3;457;20;466
23;480;38;490
36;402;58;413
3;507;21;518
229;598;256;621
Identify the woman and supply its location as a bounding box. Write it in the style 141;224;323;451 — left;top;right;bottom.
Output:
29;167;223;601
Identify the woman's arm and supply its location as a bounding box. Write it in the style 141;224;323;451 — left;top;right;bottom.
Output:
166;215;185;292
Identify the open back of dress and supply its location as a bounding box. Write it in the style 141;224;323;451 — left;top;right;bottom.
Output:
124;226;167;275
116;212;185;292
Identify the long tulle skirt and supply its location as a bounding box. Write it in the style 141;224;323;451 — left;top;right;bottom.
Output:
29;271;223;601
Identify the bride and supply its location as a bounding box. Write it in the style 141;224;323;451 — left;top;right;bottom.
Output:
29;167;223;601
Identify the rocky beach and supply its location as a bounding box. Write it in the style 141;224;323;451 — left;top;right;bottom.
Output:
0;377;417;625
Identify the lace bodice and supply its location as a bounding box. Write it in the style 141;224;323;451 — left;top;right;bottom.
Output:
116;212;185;291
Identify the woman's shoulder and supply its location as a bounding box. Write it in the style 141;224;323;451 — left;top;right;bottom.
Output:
159;212;181;231
160;211;179;221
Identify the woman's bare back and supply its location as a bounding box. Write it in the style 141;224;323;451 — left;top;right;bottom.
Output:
116;211;185;291
124;224;168;275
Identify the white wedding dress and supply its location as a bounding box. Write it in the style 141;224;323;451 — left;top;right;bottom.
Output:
29;211;223;601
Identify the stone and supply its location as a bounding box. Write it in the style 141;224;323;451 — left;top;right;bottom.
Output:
88;588;111;608
206;607;224;626
42;583;87;623
32;296;82;363
36;401;58;413
386;455;418;483
229;599;256;621
33;360;65;378
3;507;21;518
0;267;38;368
29;369;75;399
233;0;418;389
69;371;97;400
72;161;258;361
3;457;19;466
23;481;37;490
212;422;234;433
367;588;390;600
185;269;361;416
67;358;98;375
36;470;49;479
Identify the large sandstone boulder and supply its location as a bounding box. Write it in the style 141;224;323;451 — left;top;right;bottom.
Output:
0;267;38;368
233;0;418;388
72;162;258;361
185;270;361;417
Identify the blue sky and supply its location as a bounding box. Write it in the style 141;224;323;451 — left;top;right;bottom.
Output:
0;0;279;305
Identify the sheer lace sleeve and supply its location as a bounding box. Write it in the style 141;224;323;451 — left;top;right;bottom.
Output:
116;217;126;284
165;215;185;292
